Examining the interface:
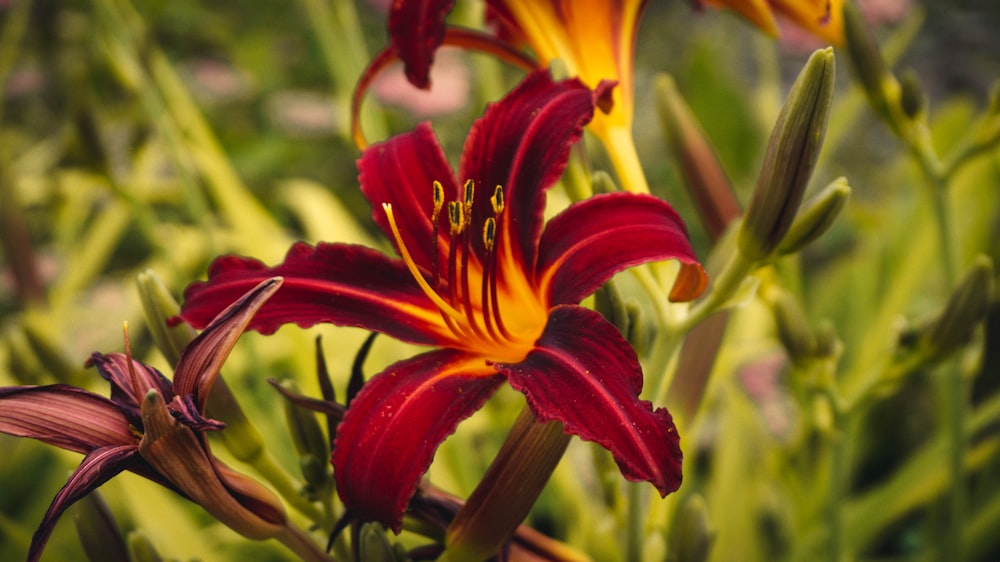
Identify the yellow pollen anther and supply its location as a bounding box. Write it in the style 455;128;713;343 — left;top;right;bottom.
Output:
491;185;505;215
448;201;465;236
483;217;497;251
432;180;445;221
463;179;475;208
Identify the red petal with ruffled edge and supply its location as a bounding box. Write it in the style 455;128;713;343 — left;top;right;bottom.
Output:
459;70;596;267
498;305;682;496
358;122;460;273
0;385;135;454
27;444;138;562
178;242;448;345
537;192;706;305
388;0;456;89
332;349;504;532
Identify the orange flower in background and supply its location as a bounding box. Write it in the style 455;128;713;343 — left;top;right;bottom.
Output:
698;0;845;45
364;0;654;193
487;0;650;191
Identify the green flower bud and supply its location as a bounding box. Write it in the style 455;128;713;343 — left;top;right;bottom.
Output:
358;522;405;562
777;177;851;255
899;69;927;120
136;270;196;366
920;255;994;360
656;73;741;240
667;494;713;562
127;532;164;562
843;1;899;121
74;490;129;562
770;290;817;366
591;169;619;194
738;48;836;261
277;379;333;494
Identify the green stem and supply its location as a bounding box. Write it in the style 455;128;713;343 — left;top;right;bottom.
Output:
908;117;965;560
677;250;755;335
625;482;645;562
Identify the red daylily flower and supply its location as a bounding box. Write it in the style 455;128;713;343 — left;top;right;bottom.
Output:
0;279;287;562
178;70;707;531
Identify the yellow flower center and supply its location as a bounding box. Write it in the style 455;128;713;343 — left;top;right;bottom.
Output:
383;181;548;363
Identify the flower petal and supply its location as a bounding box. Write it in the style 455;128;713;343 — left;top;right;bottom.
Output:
459;70;596;267
358;121;460;272
537;192;706;305
27;444;137;562
0;385;134;454
498;305;682;496
179;242;448;345
173;277;281;407
388;0;456;89
332;349;503;532
87;353;174;426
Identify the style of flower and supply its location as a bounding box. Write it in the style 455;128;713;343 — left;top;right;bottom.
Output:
365;0;652;192
0;279;287;562
178;70;707;531
696;0;845;45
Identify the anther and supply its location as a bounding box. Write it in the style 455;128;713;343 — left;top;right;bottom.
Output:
491;185;504;215
483;218;497;252
432;180;445;222
448;201;465;236
463;179;475;209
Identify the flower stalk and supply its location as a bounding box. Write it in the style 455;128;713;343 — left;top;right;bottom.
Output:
441;407;571;561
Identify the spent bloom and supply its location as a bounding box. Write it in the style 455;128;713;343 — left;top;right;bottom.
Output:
0;279;287;562
178;70;707;530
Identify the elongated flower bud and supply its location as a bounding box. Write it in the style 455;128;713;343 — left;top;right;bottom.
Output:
898;69;926;120
920;256;994;360
738;48;836;261
843;2;892;106
358;523;404;562
278;379;333;495
127;532;164;562
656;73;740;240
770;289;818;366
777;177;851;255
137;270;196;366
667;494;713;562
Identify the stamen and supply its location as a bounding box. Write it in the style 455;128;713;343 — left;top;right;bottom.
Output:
431;181;445;286
489;264;515;342
480;219;502;341
481;213;514;342
432;181;445;221
491;185;504;215
382;203;464;322
482;218;496;252
458;224;487;339
463;179;475;210
448;201;465;236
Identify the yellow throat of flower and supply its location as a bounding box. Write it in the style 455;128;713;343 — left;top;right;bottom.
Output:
383;181;548;363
